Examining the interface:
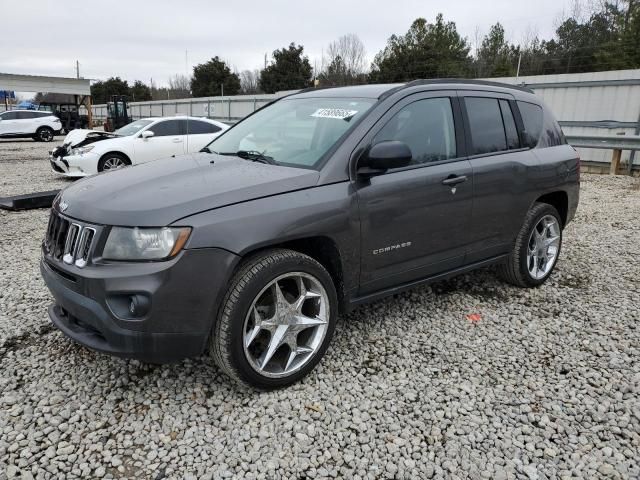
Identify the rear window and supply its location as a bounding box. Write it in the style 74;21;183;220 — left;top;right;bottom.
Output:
517;101;543;148
465;97;507;155
185;120;221;134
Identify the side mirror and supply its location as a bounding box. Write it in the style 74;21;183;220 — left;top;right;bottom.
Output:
141;130;154;139
359;141;412;175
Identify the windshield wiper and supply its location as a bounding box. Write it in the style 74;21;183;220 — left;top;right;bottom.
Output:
219;150;276;165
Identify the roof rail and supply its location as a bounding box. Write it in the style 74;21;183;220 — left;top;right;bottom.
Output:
402;78;534;94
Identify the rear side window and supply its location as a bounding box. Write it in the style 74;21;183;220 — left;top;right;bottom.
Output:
517;101;543;148
185;120;221;134
16;112;36;119
465;97;507;154
499;100;520;149
148;120;183;137
373;97;457;165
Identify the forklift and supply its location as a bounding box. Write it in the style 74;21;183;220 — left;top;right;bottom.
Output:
103;95;130;132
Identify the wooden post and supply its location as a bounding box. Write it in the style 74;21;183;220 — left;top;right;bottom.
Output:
85;96;93;130
610;149;622;175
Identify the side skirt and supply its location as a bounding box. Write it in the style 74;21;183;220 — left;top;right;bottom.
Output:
348;254;508;309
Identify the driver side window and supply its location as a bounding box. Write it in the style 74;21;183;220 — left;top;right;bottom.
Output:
147;120;183;137
373;97;457;165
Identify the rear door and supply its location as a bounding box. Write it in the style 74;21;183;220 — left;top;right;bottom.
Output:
133;119;186;164
184;119;223;153
460;92;540;262
15;111;38;133
355;91;473;295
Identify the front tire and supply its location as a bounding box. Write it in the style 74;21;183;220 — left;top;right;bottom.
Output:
36;127;54;142
98;153;130;172
498;202;563;287
211;249;338;390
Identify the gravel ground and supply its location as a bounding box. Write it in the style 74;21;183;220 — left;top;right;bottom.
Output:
1;139;639;480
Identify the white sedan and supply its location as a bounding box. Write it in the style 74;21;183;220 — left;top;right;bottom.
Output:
49;116;229;177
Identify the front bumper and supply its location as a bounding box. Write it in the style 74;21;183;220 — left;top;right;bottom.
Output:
49;152;99;177
41;247;240;363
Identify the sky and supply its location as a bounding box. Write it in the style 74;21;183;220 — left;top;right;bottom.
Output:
2;0;573;88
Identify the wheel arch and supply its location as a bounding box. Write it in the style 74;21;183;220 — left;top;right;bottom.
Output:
534;191;568;227
99;151;132;165
237;236;347;313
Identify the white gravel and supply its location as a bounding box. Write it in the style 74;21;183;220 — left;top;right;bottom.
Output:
1;139;639;479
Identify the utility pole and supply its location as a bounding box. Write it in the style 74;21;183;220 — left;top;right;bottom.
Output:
76;60;80;79
515;52;522;83
221;83;224;97
264;53;267;69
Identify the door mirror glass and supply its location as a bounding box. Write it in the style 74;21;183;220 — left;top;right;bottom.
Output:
141;130;154;139
359;141;412;174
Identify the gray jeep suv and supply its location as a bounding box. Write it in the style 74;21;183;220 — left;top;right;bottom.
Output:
41;80;579;389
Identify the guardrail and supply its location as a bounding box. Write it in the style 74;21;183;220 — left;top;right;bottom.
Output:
566;134;640;175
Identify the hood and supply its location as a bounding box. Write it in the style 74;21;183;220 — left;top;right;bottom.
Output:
55;153;320;226
63;129;118;147
53;129;119;159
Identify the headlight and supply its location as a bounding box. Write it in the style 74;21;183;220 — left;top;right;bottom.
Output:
102;227;191;260
71;145;95;155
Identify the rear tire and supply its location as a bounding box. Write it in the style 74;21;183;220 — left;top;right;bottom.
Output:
98;153;130;172
498;202;563;287
211;249;338;390
36;127;54;142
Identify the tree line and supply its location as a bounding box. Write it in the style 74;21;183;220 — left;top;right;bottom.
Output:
90;0;639;103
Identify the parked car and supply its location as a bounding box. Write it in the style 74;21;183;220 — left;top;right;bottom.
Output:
0;109;62;141
49;116;229;177
41;80;579;389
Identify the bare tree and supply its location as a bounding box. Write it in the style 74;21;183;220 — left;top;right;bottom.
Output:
168;74;191;99
319;34;367;86
239;69;262;94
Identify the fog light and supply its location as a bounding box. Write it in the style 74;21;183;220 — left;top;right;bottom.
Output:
129;294;150;317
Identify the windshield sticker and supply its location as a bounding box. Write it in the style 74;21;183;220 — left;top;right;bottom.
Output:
311;108;358;120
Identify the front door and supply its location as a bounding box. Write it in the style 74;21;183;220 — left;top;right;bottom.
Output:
356;93;473;295
134;119;186;164
0;111;19;134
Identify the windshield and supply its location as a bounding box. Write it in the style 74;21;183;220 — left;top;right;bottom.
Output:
115;119;153;136
205;97;376;169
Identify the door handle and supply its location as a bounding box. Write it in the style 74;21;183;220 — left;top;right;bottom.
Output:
172;138;183;143
441;175;467;186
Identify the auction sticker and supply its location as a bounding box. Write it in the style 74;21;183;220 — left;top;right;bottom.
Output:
311;108;358;120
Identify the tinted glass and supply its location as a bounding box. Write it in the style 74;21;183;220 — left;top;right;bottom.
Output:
2;112;18;120
206;97;375;169
465;97;507;155
185;120;221;134
373;97;456;165
499;100;520;149
116;119;153;136
148;120;183;137
16;112;35;119
517;101;543;148
539;110;566;148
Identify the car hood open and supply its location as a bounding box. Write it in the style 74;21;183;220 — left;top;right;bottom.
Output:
63;129;119;147
55;153;320;226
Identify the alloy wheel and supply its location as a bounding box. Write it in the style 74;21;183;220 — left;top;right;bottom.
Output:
39;129;53;142
102;157;127;170
243;272;329;378
527;214;561;280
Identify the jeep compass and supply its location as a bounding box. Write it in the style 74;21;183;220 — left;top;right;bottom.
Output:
41;80;579;389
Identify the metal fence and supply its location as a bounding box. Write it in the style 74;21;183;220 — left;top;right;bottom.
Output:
7;69;640;168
